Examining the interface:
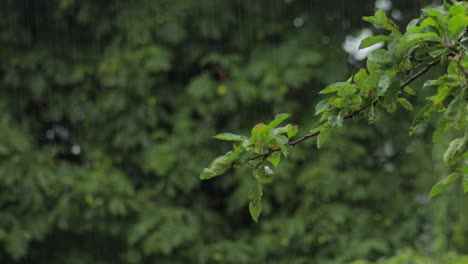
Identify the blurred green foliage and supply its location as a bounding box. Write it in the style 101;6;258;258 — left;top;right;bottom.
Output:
353;249;468;264
0;0;466;263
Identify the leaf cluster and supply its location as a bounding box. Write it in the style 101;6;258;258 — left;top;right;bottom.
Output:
201;1;468;221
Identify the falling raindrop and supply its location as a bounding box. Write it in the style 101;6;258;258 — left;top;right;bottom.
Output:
293;17;304;28
391;9;403;21
71;145;81;155
375;0;392;11
46;129;55;140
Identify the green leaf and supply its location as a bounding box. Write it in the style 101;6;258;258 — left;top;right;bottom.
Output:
275;135;289;157
367;49;392;73
429;49;445;58
248;180;263;200
423;77;444;88
398;98;414;111
366;104;376;123
363;9;401;36
445;96;461;119
409;103;437;135
317;124;333;149
447;60;459;75
382;79;401;113
286;125;298;138
448;13;468;39
461;53;468;70
423;7;449;31
449;4;466;16
309;125;320;134
377;74;393;96
337;84;358;97
406;18;420;32
428;84;451;106
200;156;230;180
359;35;388;49
319;110;330;122
328;111;344;127
200;148;243;180
319;82;348;94
443;136;466;163
248;181;263;222
254;167;273;184
315;99;330;115
419;17;442;34
268;113;290;128
353;68;368;88
250;123;271;143
361;70;385;93
249;200;262;222
429;172;461;198
398;32;440;55
213;133;246;142
273;124;296;138
267;153;281;167
403;86;416;95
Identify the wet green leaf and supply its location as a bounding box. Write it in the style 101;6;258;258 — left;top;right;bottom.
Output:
269;113;290;128
320;82;348;94
404;86;416;96
315;99;330;115
429;172;460;198
317;124;333;149
214;133;246;142
248;181;263;222
363;9;401;36
398;98;414;111
444;136;466;163
267;153;281;167
359;35;388;49
448;13;468;39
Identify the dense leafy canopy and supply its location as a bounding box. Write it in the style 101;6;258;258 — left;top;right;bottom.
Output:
0;0;467;263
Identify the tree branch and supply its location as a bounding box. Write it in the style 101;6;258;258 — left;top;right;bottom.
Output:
245;58;442;163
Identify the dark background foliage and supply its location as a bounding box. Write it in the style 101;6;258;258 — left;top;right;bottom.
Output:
0;0;466;263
